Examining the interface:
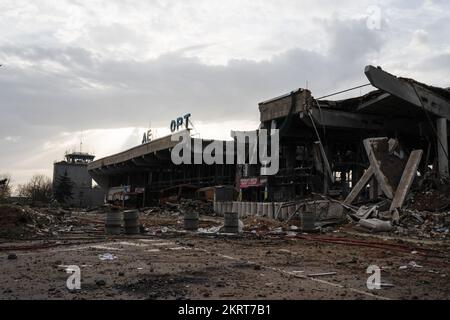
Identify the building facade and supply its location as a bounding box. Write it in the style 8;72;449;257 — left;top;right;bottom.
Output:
88;132;237;207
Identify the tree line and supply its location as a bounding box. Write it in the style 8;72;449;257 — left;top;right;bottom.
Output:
0;172;74;205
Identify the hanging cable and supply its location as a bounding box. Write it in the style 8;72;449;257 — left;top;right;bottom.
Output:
308;111;334;183
313;83;372;137
316;83;372;100
314;98;327;137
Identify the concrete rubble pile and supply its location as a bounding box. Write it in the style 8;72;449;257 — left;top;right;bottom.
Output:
0;204;76;239
342;137;450;239
142;200;213;217
396;209;450;239
179;199;214;216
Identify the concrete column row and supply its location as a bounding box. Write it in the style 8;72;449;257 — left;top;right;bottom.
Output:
214;202;301;221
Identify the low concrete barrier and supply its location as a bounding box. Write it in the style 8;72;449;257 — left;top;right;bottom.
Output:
215;201;319;222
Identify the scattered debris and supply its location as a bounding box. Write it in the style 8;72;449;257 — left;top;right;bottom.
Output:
408;261;423;268
0;204;76;239
98;253;117;261
359;219;394;233
198;226;222;234
142;200;214;217
307;272;337;277
399;261;424;270
7;253;17;260
95;279;107;286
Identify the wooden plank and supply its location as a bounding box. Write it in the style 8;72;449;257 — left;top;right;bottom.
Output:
389;150;423;211
344;166;375;205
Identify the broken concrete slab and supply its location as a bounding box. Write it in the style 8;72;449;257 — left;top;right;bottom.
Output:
390;150;423;211
364;138;399;199
345;137;409;208
344;166;375;205
359;218;394;232
354;205;378;220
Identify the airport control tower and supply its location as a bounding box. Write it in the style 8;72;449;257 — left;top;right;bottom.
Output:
53;152;103;207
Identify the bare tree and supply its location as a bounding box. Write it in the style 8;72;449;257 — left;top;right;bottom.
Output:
0;173;12;202
17;174;53;203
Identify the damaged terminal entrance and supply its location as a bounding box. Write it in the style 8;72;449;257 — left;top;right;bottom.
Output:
240;66;450;205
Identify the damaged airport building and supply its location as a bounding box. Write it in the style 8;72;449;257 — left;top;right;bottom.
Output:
4;66;450;301
88;65;450;219
88;134;237;206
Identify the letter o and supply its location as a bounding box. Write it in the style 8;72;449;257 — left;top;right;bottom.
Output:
171;120;177;132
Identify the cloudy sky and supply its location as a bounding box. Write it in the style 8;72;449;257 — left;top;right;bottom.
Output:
0;0;449;188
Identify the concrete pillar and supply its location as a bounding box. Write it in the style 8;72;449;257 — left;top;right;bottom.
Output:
274;203;282;220
223;202;229;215
437;118;449;178
232;202;239;214
216;202;221;215
239;202;245;218
281;206;289;221
263;203;268;217
222;202;226;214
251;202;258;216
257;203;264;216
225;202;231;213
267;202;274;219
288;205;295;219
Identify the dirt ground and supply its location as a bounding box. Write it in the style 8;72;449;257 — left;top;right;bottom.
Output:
1;213;449;300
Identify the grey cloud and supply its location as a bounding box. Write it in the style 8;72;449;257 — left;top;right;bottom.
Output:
325;18;384;61
0;7;448;186
0;18;384;139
